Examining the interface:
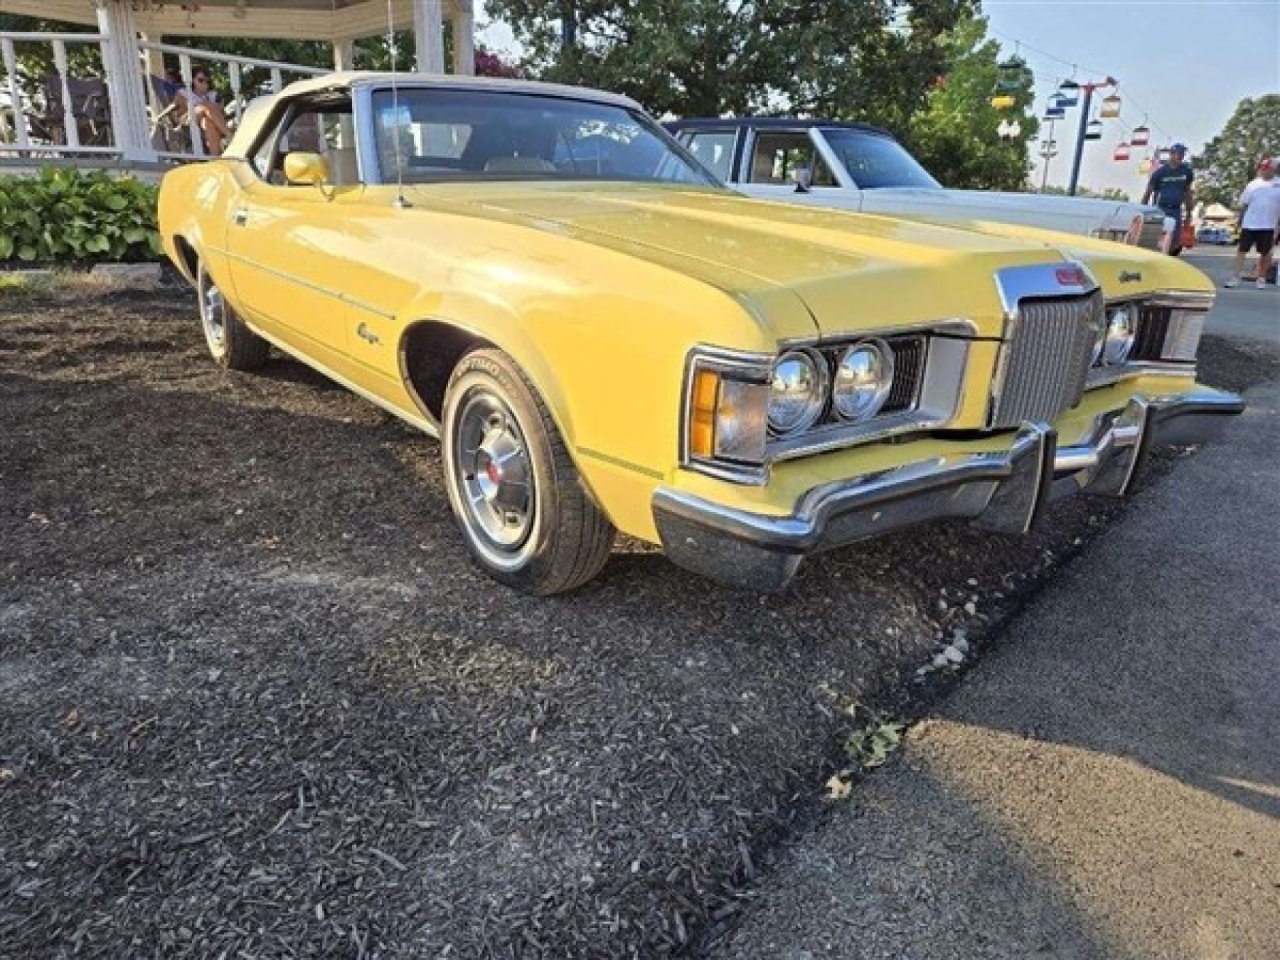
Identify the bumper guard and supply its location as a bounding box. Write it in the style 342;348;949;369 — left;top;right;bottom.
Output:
653;391;1244;591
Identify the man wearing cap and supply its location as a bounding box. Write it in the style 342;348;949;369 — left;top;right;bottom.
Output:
1142;143;1195;255
1225;157;1280;288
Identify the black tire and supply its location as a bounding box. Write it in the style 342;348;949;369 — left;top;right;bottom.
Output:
441;348;615;595
197;262;269;371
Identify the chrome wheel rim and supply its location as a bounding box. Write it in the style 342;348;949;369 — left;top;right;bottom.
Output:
200;275;226;351
452;390;534;554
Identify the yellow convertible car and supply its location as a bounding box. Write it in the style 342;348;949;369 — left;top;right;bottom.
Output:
158;73;1243;594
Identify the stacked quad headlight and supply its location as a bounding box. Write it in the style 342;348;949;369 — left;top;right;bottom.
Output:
768;350;827;435
684;330;947;481
766;341;896;435
832;339;894;421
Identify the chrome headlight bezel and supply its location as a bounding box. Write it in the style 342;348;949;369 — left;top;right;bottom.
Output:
768;348;828;436
832;339;895;422
1085;293;1210;389
1095;304;1136;365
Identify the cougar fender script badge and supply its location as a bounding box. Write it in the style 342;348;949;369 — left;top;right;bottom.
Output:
1118;271;1143;284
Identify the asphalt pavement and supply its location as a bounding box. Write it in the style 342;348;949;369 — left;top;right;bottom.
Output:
1185;247;1279;344
710;272;1279;959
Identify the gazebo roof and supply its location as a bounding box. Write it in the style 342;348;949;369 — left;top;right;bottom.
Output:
1;0;470;41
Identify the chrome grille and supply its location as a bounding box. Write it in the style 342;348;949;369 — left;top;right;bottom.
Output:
884;335;925;414
989;293;1102;429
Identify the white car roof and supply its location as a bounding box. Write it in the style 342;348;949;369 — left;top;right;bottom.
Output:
225;71;644;157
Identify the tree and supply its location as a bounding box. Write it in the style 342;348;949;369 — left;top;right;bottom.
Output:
905;16;1037;190
483;0;975;122
1194;94;1280;205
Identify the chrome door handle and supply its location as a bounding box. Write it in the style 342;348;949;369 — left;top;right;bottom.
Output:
232;209;248;226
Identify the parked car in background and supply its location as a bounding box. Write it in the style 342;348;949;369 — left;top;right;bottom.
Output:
667;118;1167;250
158;73;1242;594
1196;224;1234;245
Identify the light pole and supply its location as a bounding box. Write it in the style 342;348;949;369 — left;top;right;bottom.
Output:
1039;120;1058;192
1067;76;1118;196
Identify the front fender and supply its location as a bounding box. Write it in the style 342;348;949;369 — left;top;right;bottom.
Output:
395;274;791;543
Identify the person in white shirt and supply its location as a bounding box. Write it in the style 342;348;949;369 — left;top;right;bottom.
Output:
1225;157;1280;289
174;67;233;156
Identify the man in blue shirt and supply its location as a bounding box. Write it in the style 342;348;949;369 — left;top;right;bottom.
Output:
1142;143;1195;255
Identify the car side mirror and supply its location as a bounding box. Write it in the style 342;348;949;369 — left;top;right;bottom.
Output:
791;165;813;193
283;151;329;186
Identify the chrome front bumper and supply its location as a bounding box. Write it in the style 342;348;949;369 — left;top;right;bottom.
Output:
653;391;1244;591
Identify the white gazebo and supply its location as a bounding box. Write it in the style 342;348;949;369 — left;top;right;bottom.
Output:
0;0;474;165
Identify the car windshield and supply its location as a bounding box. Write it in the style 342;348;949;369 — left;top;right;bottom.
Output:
370;87;716;185
819;128;942;190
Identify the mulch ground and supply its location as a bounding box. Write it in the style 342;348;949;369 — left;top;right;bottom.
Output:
0;278;1265;959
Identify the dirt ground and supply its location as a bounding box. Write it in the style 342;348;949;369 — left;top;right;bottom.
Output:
0;278;1267;959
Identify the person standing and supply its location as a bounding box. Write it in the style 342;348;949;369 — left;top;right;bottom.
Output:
1225;157;1280;288
1142;143;1195;255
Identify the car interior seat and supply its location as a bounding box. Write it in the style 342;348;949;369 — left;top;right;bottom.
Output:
751;150;783;184
324;146;360;184
483;156;557;173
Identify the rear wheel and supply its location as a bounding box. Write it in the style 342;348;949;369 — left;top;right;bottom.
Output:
197;262;268;371
442;349;615;595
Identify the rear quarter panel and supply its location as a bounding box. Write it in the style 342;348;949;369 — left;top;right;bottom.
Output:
157;161;241;292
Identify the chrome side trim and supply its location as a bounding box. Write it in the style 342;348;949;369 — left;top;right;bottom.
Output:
223;249;396;319
578;447;665;480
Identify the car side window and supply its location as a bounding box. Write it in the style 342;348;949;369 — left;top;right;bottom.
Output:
747;133;837;187
250;98;355;185
681;130;736;181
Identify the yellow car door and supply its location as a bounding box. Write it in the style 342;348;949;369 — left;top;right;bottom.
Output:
224;169;365;381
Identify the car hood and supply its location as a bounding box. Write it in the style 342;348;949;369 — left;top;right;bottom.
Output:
432;183;1076;339
926;218;1215;298
868;186;1152;225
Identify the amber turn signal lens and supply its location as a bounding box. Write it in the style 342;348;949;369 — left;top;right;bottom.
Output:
689;368;719;456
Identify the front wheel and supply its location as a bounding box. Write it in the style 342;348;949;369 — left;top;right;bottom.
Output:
197;262;268;371
441;349;615;595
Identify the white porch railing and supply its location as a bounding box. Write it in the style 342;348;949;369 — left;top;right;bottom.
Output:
139;42;327;160
1;32;116;157
0;31;326;165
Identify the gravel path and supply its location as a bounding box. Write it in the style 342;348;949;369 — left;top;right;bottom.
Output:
0;278;1267;959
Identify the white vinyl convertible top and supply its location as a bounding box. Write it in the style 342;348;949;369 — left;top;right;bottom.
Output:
224;71;644;158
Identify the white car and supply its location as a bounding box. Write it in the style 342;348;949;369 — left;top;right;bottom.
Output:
667;118;1167;250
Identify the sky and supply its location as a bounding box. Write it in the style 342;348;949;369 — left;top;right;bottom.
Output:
982;0;1280;199
478;0;1280;202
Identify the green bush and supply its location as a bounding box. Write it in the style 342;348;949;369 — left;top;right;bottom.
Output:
0;168;162;264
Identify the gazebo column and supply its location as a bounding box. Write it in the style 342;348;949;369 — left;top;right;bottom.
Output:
96;0;155;162
412;0;445;74
139;33;164;116
451;1;475;76
333;37;356;71
333;38;357;149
